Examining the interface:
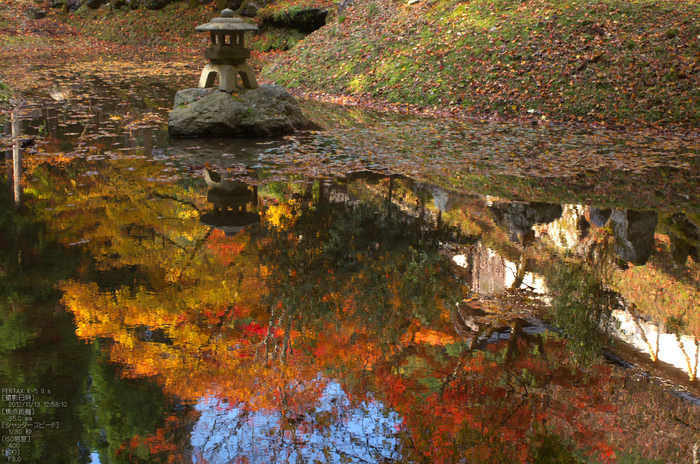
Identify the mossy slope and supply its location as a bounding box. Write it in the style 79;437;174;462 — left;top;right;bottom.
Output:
264;0;700;129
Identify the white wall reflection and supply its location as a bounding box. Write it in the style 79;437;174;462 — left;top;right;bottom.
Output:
452;244;547;296
613;310;699;382
452;238;699;385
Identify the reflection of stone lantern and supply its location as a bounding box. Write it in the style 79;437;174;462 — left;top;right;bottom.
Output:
196;8;258;92
200;168;260;235
200;186;261;236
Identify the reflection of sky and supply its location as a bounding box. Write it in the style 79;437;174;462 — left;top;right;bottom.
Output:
191;381;404;463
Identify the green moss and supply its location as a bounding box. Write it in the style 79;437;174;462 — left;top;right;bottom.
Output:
249;27;305;52
257;0;333;23
0;81;11;106
263;0;700;129
60;2;214;49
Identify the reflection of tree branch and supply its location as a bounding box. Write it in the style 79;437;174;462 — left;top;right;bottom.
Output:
497;369;530;425
403;432;432;464
500;397;527;426
535;333;548;363
325;440;375;464
509;250;530;291
151;192;203;213
322;427;397;464
175;228;213;283
634;315;658;362
506;320;523;364
282;317;293;363
204;302;236;348
264;304;278;361
505;368;529;397
136;191;209;282
124;222;210;257
435;357;466;392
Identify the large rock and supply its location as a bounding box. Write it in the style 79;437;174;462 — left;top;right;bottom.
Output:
27;8;48;18
65;0;81;12
168;84;311;138
237;0;265;17
144;0;173;9
261;7;328;33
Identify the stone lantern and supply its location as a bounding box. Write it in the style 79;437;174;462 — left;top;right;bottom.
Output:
195;8;258;92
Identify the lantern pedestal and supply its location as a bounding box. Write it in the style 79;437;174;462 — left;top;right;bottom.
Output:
198;63;258;92
168;9;313;138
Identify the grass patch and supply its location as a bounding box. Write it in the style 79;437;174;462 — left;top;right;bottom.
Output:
249;27;305;52
0;34;53;50
61;2;215;50
258;0;332;23
0;81;12;106
264;0;700;129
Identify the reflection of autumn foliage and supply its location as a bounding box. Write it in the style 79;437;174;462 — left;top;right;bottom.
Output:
50;167;698;463
364;331;698;464
613;234;700;336
206;229;245;266
368;340;543;463
120;415;196;464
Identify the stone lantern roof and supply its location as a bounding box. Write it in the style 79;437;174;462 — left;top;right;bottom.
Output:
195;9;258;33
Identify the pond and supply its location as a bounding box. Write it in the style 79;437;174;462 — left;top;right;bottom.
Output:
1;57;699;463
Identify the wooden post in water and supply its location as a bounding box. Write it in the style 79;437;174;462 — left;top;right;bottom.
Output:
11;110;22;210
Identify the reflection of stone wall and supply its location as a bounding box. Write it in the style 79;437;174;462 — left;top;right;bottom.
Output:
534;204;588;250
451;244;507;295
665;213;700;265
610;210;658;265
471;243;507;295
452;242;548;296
537;206;658;266
489;201;562;244
454;243;549;295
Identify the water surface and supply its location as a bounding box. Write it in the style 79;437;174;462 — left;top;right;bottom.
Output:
1;58;699;463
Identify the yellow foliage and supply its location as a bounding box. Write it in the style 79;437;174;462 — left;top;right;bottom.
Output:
264;200;298;230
